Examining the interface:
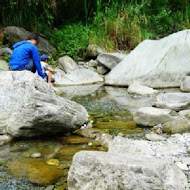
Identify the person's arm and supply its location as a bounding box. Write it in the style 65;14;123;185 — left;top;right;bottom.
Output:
31;46;47;79
47;67;57;74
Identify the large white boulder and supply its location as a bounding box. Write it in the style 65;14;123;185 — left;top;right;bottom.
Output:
0;71;88;137
68;151;187;190
105;30;190;88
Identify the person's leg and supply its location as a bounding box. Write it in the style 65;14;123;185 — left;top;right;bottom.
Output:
45;70;52;84
18;59;36;72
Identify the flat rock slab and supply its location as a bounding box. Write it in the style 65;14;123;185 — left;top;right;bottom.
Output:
68;151;187;190
133;107;176;126
155;93;190;111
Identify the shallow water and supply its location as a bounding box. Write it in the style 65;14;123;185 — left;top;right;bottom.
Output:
0;85;180;189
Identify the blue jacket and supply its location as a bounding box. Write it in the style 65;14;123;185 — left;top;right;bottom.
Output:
9;41;46;79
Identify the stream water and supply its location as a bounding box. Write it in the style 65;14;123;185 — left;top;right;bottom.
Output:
0;85;180;190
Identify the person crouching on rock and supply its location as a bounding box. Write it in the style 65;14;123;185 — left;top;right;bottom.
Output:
9;33;47;80
40;54;57;85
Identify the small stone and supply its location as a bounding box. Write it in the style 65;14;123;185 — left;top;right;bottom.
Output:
145;133;166;141
31;152;41;158
46;159;60;166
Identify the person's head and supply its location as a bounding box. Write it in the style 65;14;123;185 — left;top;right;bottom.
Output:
41;54;48;62
27;33;39;46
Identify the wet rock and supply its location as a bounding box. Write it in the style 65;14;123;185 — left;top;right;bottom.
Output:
60;135;92;144
8;159;65;186
46;159;60;167
93;120;136;129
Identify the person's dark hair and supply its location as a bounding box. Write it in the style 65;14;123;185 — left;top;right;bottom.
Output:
27;33;39;44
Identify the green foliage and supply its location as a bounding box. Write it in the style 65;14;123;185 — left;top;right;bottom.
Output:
1;0;56;32
1;0;190;59
50;23;90;59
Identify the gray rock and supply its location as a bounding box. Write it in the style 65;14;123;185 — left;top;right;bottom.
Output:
133;107;176;126
0;135;12;146
97;65;108;75
68;151;187;190
3;26;54;55
0;71;88;137
162;119;190;134
54;68;104;86
180;76;190;92
105;30;190;88
86;44;105;58
0;47;12;57
109;136;186;157
54;83;103;98
97;52;127;70
155;93;190;111
179;109;190;119
145;133;166;141
58;56;78;73
128;83;159;95
87;60;99;67
0;60;9;71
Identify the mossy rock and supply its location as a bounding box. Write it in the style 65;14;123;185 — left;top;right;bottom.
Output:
60;135;92;144
75;128;103;139
55;146;96;161
8;159;65;186
94;120;136;129
109;110;132;118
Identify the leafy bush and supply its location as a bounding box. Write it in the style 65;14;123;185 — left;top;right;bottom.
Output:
50;23;90;59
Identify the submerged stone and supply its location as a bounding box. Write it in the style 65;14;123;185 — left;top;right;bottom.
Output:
46;159;60;167
8;159;65;186
94;120;136;129
60;135;92;144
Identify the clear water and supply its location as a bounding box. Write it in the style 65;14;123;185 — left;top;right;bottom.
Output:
0;85;180;190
